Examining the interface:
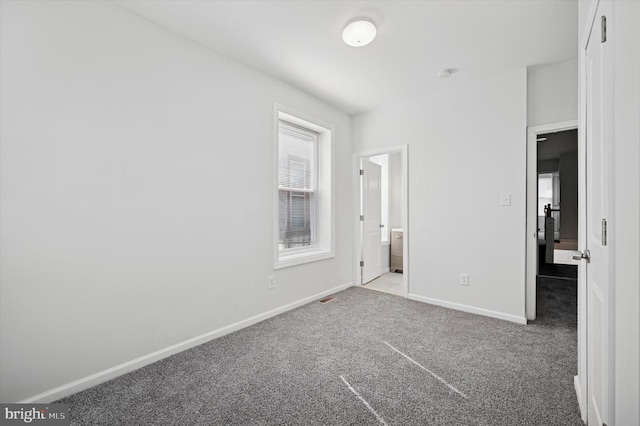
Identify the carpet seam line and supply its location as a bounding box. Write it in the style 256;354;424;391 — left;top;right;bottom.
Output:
339;375;389;425
383;341;468;399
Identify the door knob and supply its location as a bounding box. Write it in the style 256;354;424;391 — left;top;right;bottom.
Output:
573;249;590;262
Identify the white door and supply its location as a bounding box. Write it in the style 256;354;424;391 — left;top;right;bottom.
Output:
584;2;613;424
361;159;382;284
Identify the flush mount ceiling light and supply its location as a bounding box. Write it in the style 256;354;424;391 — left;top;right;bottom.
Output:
342;18;377;47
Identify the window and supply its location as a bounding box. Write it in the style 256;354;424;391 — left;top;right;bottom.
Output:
538;172;561;239
538;173;554;215
278;122;317;248
274;105;334;269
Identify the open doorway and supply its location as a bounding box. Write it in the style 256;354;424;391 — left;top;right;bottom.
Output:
535;130;579;336
526;121;578;321
353;145;408;297
537;129;579;278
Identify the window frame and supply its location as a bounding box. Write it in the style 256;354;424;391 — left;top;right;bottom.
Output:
273;104;335;269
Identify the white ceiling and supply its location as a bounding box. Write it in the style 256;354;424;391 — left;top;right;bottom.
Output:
116;0;578;116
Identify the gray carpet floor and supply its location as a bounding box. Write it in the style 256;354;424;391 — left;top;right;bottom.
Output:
58;282;582;425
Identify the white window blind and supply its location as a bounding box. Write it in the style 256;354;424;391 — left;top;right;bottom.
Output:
278;121;318;250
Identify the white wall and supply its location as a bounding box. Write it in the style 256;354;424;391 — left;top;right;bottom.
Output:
527;58;578;126
559;151;578;241
537;159;560;173
353;68;527;322
0;0;353;403
388;152;402;230
381;245;391;270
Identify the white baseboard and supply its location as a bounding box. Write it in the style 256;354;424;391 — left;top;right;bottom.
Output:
406;294;527;324
381;267;391;274
574;375;586;422
20;281;354;403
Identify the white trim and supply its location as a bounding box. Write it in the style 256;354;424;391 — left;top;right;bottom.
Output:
526;120;578;321
353;145;409;297
575;375;587;423
275;250;334;270
576;5;592;420
19;281;353;403
273;104;335;269
381;267;390;274
407;293;527;325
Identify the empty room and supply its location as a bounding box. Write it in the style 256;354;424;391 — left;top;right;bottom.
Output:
1;1;638;425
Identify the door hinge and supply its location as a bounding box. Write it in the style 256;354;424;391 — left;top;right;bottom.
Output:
359;169;364;176
360;215;364;221
601;15;607;43
360;260;364;267
602;219;607;246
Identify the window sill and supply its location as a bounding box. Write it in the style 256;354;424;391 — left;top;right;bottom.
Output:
275;249;335;270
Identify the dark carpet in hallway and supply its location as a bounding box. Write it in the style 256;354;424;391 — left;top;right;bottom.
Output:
538;262;578;280
58;285;582;425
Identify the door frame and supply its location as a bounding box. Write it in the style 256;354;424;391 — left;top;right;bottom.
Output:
525;119;578;322
353;145;409;296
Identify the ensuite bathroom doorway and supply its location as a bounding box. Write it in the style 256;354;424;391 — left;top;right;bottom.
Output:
353;146;408;298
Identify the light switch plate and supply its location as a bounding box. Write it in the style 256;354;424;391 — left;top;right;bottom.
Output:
460;273;469;286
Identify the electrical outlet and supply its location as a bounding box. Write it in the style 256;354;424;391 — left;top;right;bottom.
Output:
460;273;469;286
268;275;276;290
